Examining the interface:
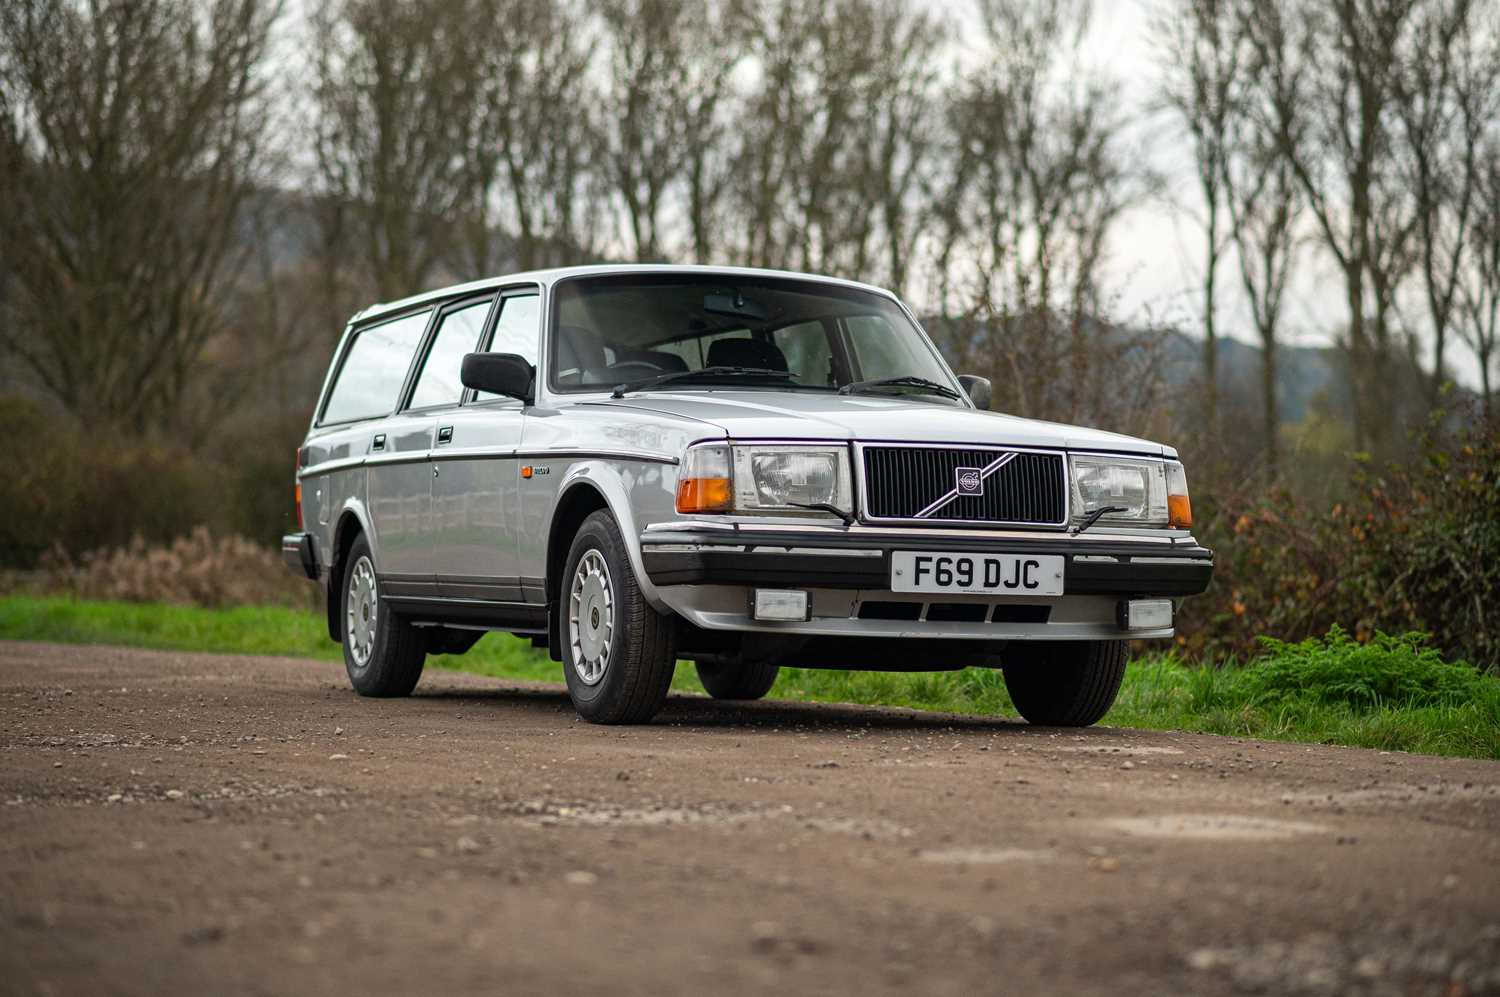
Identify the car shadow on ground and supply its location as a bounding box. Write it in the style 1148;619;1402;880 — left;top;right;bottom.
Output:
409;682;1125;736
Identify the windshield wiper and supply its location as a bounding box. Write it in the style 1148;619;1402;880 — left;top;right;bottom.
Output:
611;365;796;399
837;375;962;400
786;501;855;526
1072;506;1128;535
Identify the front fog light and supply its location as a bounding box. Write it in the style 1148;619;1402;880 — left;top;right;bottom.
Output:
752;589;809;621
1118;599;1173;631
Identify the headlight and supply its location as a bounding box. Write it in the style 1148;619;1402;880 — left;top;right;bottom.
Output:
1069;455;1171;526
676;443;852;516
734;448;848;510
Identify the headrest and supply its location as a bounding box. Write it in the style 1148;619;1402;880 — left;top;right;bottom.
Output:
556;324;606;371
616;349;689;373
705;337;788;372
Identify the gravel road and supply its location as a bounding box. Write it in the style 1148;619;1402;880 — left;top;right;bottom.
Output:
2;641;1498;996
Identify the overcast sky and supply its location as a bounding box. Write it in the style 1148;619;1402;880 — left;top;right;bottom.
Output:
278;0;1486;388
1065;0;1486;387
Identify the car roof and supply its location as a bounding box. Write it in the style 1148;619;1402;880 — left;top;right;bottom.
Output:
349;264;902;326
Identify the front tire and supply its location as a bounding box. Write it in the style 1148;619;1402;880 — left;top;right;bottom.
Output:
695;660;779;701
340;534;426;697
560;510;676;724
1002;640;1127;727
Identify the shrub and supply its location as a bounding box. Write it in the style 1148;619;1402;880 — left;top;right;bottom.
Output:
39;527;319;610
0;394;302;566
1240;627;1492;710
1177;419;1500;672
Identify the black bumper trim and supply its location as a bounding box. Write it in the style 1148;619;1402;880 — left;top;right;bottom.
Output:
641;531;1213;598
281;532;319;580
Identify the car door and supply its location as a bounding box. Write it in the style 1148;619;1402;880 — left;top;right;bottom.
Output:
429;288;541;602
391;293;499;598
324;306;436;592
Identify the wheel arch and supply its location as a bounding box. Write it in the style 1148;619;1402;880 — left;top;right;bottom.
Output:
326;505;373;643
545;465;669;659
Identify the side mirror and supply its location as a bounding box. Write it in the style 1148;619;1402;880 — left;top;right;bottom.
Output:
958;374;991;410
461;352;534;403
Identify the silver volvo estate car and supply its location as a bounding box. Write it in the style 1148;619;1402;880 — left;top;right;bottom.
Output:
283;265;1213;726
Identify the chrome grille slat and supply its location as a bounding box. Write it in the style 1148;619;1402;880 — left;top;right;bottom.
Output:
860;445;1067;526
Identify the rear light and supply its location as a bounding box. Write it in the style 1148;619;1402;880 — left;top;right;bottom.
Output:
294;447;308;530
675;444;733;514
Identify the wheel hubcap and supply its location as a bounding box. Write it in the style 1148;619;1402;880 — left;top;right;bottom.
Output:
346;555;378;668
568;549;614;686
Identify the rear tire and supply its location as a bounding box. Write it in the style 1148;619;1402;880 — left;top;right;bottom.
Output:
695;660;779;701
560;510;676;724
340;534;426;697
1002;640;1127;727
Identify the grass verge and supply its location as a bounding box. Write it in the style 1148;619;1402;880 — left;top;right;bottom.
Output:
2;596;1496;758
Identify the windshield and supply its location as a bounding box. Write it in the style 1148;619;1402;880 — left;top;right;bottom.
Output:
548;273;963;402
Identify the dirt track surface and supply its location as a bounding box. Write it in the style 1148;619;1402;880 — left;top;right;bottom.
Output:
2;641;1499;997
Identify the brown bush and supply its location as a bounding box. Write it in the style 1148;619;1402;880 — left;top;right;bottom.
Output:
0;394;303;568
1177;418;1500;672
39;527;319;610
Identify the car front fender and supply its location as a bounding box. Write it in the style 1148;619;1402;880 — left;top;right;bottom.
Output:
552;459;674;613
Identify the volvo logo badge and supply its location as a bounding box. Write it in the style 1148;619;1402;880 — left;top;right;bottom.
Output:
914;451;1015;518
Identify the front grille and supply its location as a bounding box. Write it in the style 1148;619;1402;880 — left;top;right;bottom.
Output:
858;601;922;621
861;446;1067;525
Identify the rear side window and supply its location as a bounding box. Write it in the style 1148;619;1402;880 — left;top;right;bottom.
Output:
320;309;431;424
408;297;493;410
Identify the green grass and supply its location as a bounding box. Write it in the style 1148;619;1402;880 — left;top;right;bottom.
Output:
3;596;1497;758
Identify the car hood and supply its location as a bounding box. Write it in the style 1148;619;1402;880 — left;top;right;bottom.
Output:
590;390;1167;455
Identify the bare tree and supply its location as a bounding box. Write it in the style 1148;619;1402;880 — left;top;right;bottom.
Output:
1221;0;1307;473
837;0;946;294
1460;138;1500;415
716;0;939;286
0;0;280;437
1245;0;1425;457
930;0;1142;428
1157;0;1245;441
470;0;601;272
729;0;853;271
596;0;743;263
310;0;479;299
1395;0;1500;403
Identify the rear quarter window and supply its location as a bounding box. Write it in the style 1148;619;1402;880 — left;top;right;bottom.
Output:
320;308;432;425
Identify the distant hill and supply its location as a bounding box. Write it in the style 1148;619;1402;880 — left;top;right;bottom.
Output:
1156;332;1346;425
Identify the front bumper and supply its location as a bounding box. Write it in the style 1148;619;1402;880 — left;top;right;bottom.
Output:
639;522;1212;642
281;532;319;580
640;525;1213;597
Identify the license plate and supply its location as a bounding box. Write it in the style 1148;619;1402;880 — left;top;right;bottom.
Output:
890;551;1065;596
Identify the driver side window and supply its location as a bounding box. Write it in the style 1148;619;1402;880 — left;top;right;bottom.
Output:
473;293;540;402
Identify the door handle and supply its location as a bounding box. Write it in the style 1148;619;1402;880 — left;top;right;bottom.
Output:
371;434;386;452
436;425;454;445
